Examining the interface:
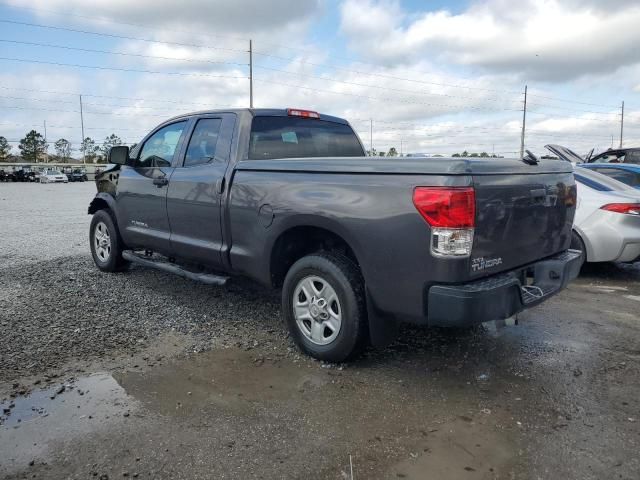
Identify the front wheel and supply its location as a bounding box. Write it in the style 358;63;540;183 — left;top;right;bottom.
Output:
90;209;128;272
282;252;368;362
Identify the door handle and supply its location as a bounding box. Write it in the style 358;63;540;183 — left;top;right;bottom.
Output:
153;176;169;187
530;188;546;198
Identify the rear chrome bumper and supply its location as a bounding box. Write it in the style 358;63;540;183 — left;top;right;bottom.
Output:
426;249;582;327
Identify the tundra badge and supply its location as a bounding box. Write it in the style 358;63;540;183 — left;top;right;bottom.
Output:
471;256;503;272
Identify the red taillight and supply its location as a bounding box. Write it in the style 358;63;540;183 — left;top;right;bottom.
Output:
287;108;320;119
601;203;640;215
413;187;476;228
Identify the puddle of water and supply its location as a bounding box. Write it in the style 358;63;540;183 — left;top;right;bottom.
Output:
1;347;524;478
114;348;330;417
0;373;133;472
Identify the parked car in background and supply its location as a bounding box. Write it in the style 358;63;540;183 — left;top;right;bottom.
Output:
579;163;640;189
69;168;88;182
39;168;69;183
13;166;38;182
587;147;640;164
545;144;585;164
544;145;640;266
0;169;14;182
571;167;640;265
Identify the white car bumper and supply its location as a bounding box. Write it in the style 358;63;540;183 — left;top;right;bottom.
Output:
579;210;640;262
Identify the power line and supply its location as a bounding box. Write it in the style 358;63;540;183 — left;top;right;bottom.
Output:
5;139;138;145
0;37;520;104
525;110;618;124
253;64;521;105
0;36;521;104
0;121;149;132
253;51;523;96
0;39;249;67
0;56;249;79
0;85;244;109
525;102;620;116
0;20;248;54
0;104;173;117
0;17;619;109
526;92;617;109
2;4;250;43
0;93;214;112
254;78;522;112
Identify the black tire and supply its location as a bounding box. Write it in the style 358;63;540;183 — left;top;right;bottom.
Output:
89;209;129;272
282;252;367;362
570;230;586;269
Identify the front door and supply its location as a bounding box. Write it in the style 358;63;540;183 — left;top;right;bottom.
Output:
166;114;236;268
116;120;189;253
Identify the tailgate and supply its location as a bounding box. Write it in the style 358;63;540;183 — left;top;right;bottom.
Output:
470;161;576;279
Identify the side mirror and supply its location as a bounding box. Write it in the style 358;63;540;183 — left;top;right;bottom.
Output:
108;145;130;165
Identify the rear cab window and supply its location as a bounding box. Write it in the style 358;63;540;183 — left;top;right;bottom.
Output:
248;116;364;160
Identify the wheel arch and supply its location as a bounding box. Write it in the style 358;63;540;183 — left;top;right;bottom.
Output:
572;226;591;262
88;193;117;216
269;224;361;289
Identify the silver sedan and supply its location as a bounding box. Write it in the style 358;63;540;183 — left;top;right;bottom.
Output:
572;167;640;264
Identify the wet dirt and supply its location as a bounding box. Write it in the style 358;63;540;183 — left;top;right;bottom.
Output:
1;344;527;479
2;267;640;479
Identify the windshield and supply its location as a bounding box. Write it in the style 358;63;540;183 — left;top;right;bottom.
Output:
249;116;364;160
591;149;640;164
574;166;636;192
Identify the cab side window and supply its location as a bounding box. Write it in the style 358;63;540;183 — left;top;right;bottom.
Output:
184;119;222;167
137;121;187;168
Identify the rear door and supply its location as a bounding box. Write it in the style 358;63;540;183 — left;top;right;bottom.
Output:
166;114;236;268
116;120;189;253
470;160;576;278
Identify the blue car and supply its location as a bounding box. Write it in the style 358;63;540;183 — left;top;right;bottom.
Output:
578;163;640;190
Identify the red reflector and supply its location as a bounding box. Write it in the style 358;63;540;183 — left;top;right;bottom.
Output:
601;203;640;215
413;187;476;228
287;108;320;119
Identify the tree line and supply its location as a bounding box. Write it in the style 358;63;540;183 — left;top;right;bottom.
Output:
451;151;501;158
364;148;502;158
366;147;399;157
0;130;124;163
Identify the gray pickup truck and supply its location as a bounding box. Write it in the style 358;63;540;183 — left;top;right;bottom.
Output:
89;108;581;361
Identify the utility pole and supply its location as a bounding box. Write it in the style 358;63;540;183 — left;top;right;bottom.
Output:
620;101;624;149
249;40;253;109
519;85;527;160
369;118;373;155
79;94;86;164
43;120;48;163
400;138;403;157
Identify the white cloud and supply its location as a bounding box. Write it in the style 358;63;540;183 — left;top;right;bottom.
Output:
340;0;640;81
6;0;321;37
2;0;640;158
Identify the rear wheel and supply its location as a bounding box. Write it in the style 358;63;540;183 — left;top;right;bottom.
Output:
570;230;586;268
90;209;129;272
282;252;367;362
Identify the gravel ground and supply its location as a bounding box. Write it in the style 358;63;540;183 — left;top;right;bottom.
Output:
1;183;639;480
0;182;94;268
